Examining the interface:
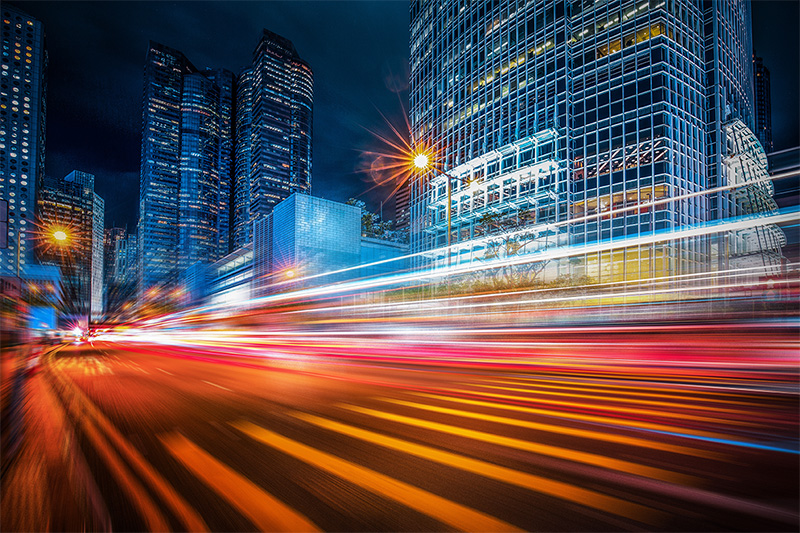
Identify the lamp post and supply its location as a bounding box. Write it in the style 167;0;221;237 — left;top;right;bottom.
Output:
47;226;85;325
413;152;467;271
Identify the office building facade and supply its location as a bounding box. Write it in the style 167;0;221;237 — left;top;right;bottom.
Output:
91;192;104;319
37;171;104;320
177;67;234;271
233;30;313;247
0;4;46;276
408;0;782;282
139;42;234;292
139;42;192;291
752;54;772;154
104;227;126;286
104;227;138;315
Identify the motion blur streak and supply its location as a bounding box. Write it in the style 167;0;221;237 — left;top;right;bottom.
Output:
136;207;798;317
230;420;523;532
264;170;800;292
291;411;662;523
15;320;796;532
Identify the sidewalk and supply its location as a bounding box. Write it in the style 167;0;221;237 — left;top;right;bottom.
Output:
1;344;110;532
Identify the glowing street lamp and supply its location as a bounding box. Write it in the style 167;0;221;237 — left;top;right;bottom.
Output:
412;149;467;270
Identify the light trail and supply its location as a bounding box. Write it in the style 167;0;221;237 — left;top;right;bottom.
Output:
141;172;798;331
267;167;800;290
293;262;797;311
287;263;800;317
179;206;798;315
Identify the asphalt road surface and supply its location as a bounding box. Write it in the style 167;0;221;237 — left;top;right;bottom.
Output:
29;325;800;531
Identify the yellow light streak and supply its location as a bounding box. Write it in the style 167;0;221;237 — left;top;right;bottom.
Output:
459;382;754;416
429;386;757;426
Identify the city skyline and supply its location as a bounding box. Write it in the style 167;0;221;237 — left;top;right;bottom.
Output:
12;1;412;233
11;0;797;236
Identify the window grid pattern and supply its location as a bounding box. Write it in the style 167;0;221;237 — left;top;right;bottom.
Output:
410;0;762;283
0;5;46;275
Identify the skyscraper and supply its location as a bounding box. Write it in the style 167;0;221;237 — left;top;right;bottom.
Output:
0;4;46;276
104;227;137;315
139;42;233;292
91;192;104;320
232;68;254;249
408;0;782;281
232;29;313;248
37;171;103;322
104;227;126;287
139;42;192;291
177;67;234;271
752;54;772;153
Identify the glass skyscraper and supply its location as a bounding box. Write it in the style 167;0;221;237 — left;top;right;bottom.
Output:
141;30;312;291
408;0;782;281
177;67;234;271
139;42;233;292
232;29;313;249
752;54;772;154
0;4;46;276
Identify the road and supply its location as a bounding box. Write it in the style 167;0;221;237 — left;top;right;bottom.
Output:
24;324;800;531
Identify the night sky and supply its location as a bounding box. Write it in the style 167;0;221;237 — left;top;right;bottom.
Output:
13;1;800;233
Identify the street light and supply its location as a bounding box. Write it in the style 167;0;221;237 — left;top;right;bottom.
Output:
413;150;468;270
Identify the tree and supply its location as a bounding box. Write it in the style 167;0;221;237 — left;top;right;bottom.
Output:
346;198;406;243
468;208;552;290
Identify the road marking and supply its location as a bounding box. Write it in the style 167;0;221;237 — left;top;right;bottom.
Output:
157;368;173;375
231;420;521;532
340;404;695;485
202;380;232;392
292;411;661;523
408;391;737;441
375;397;723;460
480;376;765;405
60;396;170;531
460;381;753;416
47;362;208;532
160;432;319;532
447;384;754;426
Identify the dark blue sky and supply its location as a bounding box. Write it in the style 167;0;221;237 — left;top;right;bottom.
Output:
14;1;800;233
